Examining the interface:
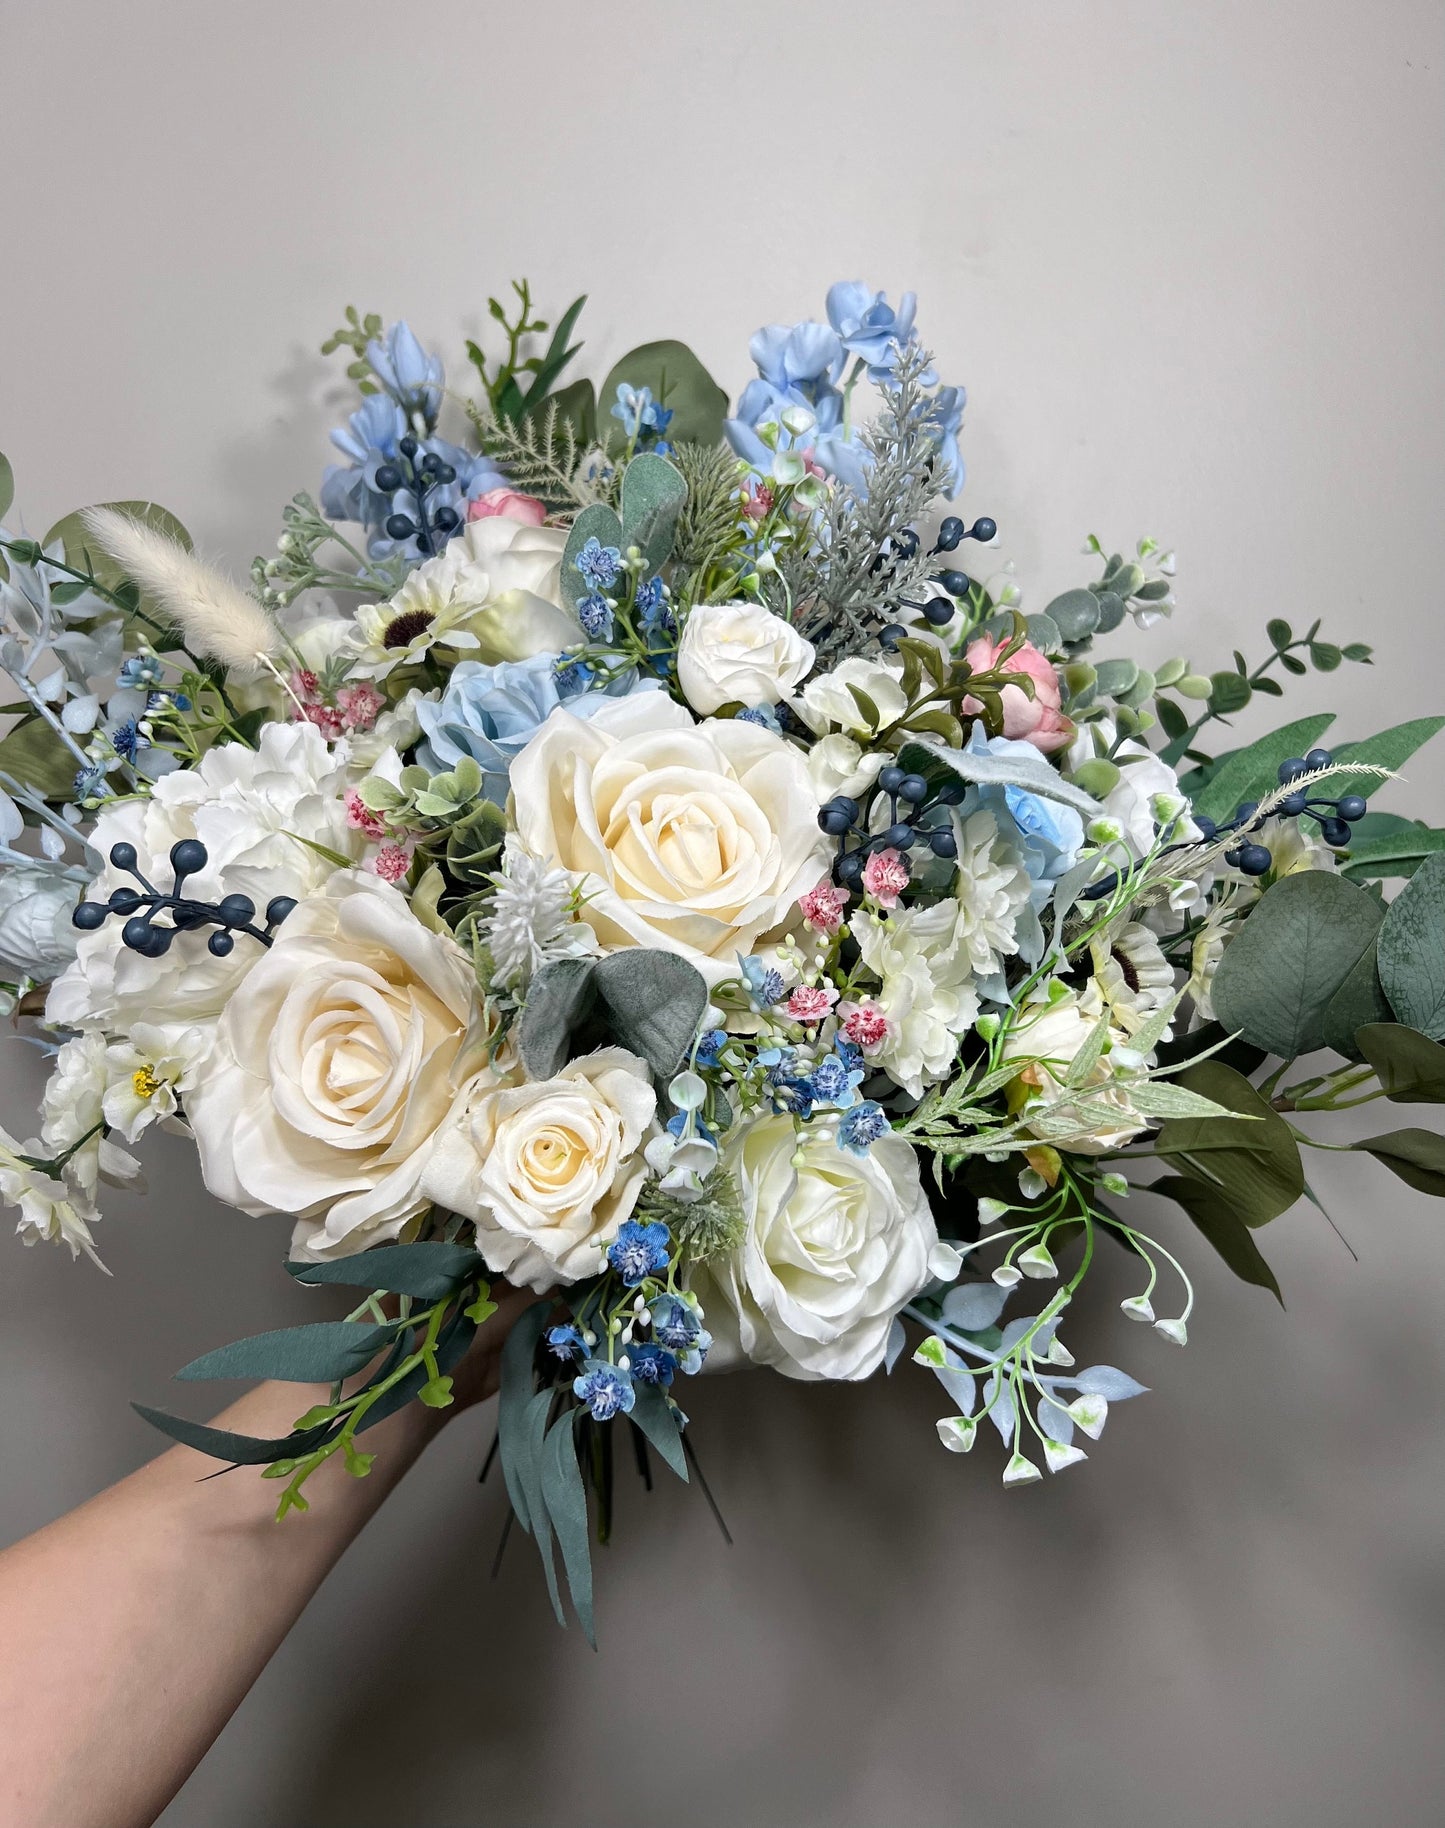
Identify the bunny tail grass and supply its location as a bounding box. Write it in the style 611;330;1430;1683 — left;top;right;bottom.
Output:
82;507;283;678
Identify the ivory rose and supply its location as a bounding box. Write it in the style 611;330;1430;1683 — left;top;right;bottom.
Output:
187;872;480;1258
507;694;832;985
421;1048;656;1292
963;634;1073;753
696;1113;938;1381
675;601;815;715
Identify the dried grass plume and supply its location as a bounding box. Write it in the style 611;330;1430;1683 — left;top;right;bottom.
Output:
82;508;282;677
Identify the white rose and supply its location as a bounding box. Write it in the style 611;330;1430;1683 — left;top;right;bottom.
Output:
696;1114;937;1381
796;655;909;737
187;872;479;1258
675;601;815;715
999;982;1149;1154
47;722;362;1035
421;1047;656;1293
352;515;579;674
508;694;832;986
0;862;79;983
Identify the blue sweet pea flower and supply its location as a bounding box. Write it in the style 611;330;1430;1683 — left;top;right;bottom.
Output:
546;1324;587;1362
825;282;922;382
573;1359;636;1421
650;1293;702;1353
724;317;873;494
575;536;622;592
837;1100;891;1155
923;384;966;497
739;954;785;1011
365;321;445;422
608;1219;672;1286
627;1342;678;1387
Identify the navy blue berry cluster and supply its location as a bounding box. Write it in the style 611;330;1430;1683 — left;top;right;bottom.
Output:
818;765;965;892
878;514;998;643
1196;747;1368;876
72;842;296;959
374;436;461;556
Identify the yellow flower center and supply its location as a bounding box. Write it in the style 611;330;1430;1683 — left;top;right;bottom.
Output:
132;1065;163;1101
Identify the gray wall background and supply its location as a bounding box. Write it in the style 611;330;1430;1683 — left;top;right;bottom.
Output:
2;3;1444;1823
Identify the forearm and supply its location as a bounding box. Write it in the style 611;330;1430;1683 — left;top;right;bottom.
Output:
0;1380;440;1828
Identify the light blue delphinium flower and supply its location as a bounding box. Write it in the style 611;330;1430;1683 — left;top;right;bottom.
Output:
610;382;674;449
825;282;923;382
546;1323;588;1362
739;954;786;1011
627;1342;678;1388
923;384;967;496
573;1360;636;1421
365;321;445;422
837;1100;892;1155
725;318;873;494
607;1219;672;1287
415;654;653;803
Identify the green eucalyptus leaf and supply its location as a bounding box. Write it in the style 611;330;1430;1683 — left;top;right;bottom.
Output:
1378;852;1445;1039
600;340;728;447
285;1241;484;1300
0;717;83;800
131;1403;337;1465
1352;1127;1445;1197
1211;870;1383;1058
1342;825;1445;883
1023;612;1063;654
497;1301;552;1535
619;451;687;574
175;1320;394;1383
1189;714;1336;825
1320;945;1391;1058
1043;588;1101;643
1092;657;1139;699
545;376;597;445
1355;1024;1445;1103
1207;671;1252;716
1152;1174;1283;1303
628;1381;688;1481
0;451;13;522
1149;1061;1303;1225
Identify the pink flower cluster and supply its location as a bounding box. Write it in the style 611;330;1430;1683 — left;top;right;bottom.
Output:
344;787;387;842
786;984;839;1024
840;1001;889;1050
862;848;910;908
799;879;849;933
292;672;385;742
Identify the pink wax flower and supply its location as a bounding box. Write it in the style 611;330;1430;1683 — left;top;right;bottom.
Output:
799;879;849;933
300;701;344;742
467;486;548;526
840;1001;889;1051
370;841;413;885
344;788;387;842
337;680;385;733
862;847;910;908
786;984;840;1023
962;634;1074;754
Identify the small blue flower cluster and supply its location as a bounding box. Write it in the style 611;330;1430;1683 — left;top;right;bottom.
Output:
610;382;673;453
760;1036;866;1122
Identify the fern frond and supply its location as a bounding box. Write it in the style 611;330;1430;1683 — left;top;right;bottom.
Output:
670;441;746;599
468;400;607;511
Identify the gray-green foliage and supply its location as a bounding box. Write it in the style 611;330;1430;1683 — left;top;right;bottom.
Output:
1212;872;1385;1058
669;440;744;591
559;453;687;607
471;396;603;511
518;950;709;1082
636;1161;745;1265
1378;852;1445;1040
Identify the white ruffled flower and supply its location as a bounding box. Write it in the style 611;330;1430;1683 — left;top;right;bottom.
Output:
420;1048;657;1292
0;1126;101;1262
675;601;815;715
795;656;910;738
1067;718;1197;858
0;861;80;984
101;1023;209;1142
40;1032;141;1204
477;837;600;991
47;722;362;1035
999;982;1149;1154
695;1113;937;1381
350;517;578;677
805;733;885;803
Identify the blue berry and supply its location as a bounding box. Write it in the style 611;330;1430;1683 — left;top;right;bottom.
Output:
1278;757;1309;783
1320;817;1351;848
1236;843;1273;876
885;823;915;849
208;930;235;957
1278;791;1308;817
72;901;108;931
969;517;998;542
878;766;905;794
922;595;956;626
1193;815;1218;840
1304;748;1334;771
929;828;958;859
932;517;965;553
373;463;403;492
169;839;208;881
819;806;852;837
1337;795;1367;821
935;569;971;597
879;623;907;649
109;842;139;872
898;774;929;803
385;513;416;541
217;893;256;927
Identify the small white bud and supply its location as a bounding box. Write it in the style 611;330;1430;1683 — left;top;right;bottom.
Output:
1042;1439;1088;1474
976;1197;1009;1227
928;1242;963;1282
1067;1395;1109;1440
936;1415;977;1454
1088;816;1126;846
779;403;817;438
582;1329;597;1348
1154;1317;1189;1347
1045;1336;1076;1367
1018;1168;1047;1201
992;1264;1023;1289
1018;1243;1058;1280
1002;1452;1042;1488
618;1353;631;1371
668;1070;707;1111
1100;1172;1130;1197
1121;1294;1156;1323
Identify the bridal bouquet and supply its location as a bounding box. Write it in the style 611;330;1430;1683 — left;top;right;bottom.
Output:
4;282;1444;1638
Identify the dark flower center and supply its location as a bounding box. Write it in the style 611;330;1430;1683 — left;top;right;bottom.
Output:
1113;945;1140;993
381;608;434;649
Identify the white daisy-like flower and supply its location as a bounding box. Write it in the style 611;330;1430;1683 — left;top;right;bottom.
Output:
0;1127;101;1263
102;1024;210;1143
1091;921;1177;1039
479;839;600;991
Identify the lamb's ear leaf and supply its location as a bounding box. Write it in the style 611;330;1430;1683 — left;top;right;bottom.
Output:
559;502;623;607
592;950;708;1081
894;739;1098;816
131;1405;338;1465
628;1382;689;1482
517;957;599;1079
285;1241;483;1300
174;1321;395;1383
542;1410;596;1646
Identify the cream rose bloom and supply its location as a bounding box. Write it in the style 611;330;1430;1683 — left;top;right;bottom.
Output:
697;1114;938;1381
675;601;815;715
508;694;832;986
795;655;909;738
352;513;580;675
187;872;480;1258
47;722;362;1035
421;1047;656;1292
999;982;1149;1154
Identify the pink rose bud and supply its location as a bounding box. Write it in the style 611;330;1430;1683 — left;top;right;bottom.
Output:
862;847;910;908
466;486;548;526
962;634;1074;754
